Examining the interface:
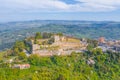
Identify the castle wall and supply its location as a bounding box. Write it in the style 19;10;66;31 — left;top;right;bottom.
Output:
27;35;87;56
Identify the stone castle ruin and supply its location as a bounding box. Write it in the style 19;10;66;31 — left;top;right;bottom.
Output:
26;34;87;56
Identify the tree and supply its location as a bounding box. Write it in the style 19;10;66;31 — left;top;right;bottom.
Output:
12;48;19;56
57;32;63;36
13;41;25;55
57;74;65;80
35;32;42;39
48;37;54;44
87;44;94;51
18;52;27;60
28;54;40;65
91;48;103;56
34;32;42;44
31;75;39;80
42;32;53;39
87;39;98;48
96;48;103;55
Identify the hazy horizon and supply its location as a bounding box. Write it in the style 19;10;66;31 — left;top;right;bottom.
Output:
1;19;120;24
0;0;120;22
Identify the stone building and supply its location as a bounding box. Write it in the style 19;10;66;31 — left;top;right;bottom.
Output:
26;34;87;56
12;64;30;69
98;37;105;43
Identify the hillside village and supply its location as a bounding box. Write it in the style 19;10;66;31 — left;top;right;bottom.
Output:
97;37;120;52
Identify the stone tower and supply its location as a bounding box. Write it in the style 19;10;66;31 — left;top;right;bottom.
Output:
54;35;60;42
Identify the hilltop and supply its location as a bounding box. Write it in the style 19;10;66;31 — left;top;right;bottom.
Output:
25;32;87;56
0;32;120;80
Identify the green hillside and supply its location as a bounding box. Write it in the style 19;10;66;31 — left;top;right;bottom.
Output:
0;50;120;80
0;37;120;80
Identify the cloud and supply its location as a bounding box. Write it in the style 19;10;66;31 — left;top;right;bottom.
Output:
71;0;120;12
76;0;120;6
0;0;120;13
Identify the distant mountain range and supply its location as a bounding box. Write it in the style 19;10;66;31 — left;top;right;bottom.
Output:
0;20;120;51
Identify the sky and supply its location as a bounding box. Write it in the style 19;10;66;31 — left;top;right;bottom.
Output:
0;0;120;22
